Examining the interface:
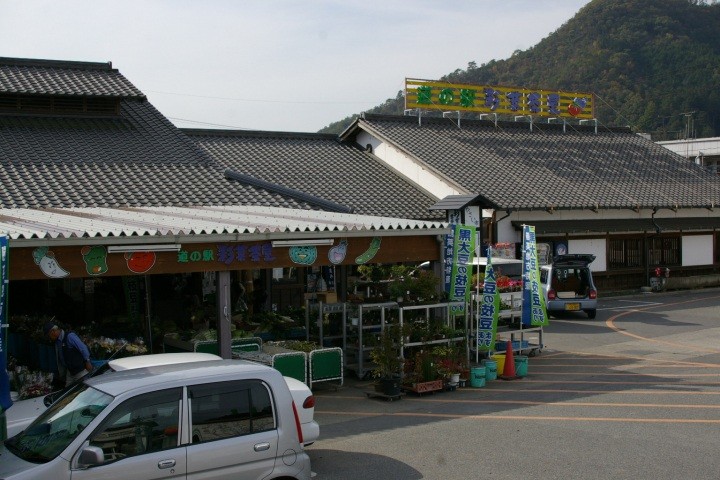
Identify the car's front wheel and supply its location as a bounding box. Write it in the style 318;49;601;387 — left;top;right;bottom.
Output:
585;309;597;319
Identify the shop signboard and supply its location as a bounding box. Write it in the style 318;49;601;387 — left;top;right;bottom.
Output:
12;236;442;281
521;225;549;326
1;234;11;417
405;78;595;120
476;253;499;352
449;224;476;314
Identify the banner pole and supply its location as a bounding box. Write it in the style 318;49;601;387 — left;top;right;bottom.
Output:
0;235;10;441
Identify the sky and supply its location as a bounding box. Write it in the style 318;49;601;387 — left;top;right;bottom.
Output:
0;0;593;133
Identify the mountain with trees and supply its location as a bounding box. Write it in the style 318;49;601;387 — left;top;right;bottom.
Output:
319;0;720;140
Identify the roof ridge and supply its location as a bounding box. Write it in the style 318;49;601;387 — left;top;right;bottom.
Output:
224;169;353;213
182;128;337;140
361;113;631;134
0;57;114;71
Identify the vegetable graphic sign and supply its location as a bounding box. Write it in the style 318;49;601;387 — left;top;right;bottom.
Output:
81;245;108;276
125;251;156;274
328;240;348;265
289;246;317;265
355;237;381;264
33;247;70;278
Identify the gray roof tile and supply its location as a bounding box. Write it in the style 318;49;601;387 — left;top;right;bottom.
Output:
0;59;313;210
354;114;720;211
184;129;445;221
0;57;145;98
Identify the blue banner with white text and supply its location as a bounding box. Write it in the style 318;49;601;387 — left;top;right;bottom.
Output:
521;225;548;326
0;235;11;414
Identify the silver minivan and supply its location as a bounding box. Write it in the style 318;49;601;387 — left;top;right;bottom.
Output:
540;254;598;319
0;360;311;480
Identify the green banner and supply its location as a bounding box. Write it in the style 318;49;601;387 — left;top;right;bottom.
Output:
521;225;549;326
476;254;500;352
449;225;475;313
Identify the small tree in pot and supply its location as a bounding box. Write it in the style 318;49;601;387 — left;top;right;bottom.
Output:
370;323;403;396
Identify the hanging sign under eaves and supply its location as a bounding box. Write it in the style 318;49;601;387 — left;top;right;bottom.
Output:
405;78;595;120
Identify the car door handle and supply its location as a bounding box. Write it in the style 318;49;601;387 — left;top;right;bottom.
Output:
158;459;176;469
254;442;270;452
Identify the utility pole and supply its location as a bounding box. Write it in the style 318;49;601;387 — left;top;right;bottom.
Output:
683;111;696;139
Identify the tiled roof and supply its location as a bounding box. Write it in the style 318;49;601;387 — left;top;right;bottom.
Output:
0;94;312;210
352;114;720;211
0;57;338;212
0;205;447;242
0;57;145;98
184;129;445;221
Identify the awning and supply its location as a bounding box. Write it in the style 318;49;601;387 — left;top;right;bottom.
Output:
0;205;449;246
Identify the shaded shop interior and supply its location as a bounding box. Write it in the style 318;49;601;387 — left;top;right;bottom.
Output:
7;231;445;360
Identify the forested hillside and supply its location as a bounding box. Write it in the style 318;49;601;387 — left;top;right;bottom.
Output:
320;0;720;140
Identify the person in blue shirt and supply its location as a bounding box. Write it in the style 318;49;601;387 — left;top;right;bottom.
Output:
44;321;93;386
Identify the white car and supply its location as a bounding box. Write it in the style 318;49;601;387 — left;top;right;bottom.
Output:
6;352;319;446
1;359;312;480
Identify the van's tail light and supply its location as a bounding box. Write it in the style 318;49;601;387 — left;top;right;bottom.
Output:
291;401;304;445
302;395;315;409
548;289;557;300
588;290;597;299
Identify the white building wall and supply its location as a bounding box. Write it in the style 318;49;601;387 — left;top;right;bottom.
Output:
569;238;607;272
658;137;720;159
356;130;465;199
682;235;714;266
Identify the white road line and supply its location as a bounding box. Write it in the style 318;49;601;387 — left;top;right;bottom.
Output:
599;299;663;311
616;299;663;305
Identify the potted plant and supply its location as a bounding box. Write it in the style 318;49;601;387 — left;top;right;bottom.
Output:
370;323;403;396
388;266;440;304
432;344;465;387
406;349;444;394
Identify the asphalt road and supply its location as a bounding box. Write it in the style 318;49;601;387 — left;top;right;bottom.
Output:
307;288;720;479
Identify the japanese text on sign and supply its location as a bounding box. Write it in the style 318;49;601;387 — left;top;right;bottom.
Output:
521;225;549;326
178;242;276;265
405;78;594;120
477;258;499;352
449;225;476;314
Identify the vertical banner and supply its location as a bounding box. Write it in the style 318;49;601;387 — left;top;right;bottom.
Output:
476;252;499;352
521;225;549;326
122;276;141;323
442;228;455;293
0;234;11;415
449;225;475;314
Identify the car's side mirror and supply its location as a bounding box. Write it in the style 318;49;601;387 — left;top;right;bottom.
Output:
78;446;105;466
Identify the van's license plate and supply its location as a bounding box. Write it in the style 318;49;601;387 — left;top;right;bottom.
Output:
565;303;581;311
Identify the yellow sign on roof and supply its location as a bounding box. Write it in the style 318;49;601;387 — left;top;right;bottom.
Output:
405;78;594;120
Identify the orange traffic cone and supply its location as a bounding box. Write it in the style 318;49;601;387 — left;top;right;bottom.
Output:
499;340;519;380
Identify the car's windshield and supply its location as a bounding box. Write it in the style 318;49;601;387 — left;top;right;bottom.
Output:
42;361;112;407
4;384;113;463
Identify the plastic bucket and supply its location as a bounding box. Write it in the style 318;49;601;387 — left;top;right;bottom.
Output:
470;366;486;388
515;355;529;377
491;354;506;377
481;359;498;381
